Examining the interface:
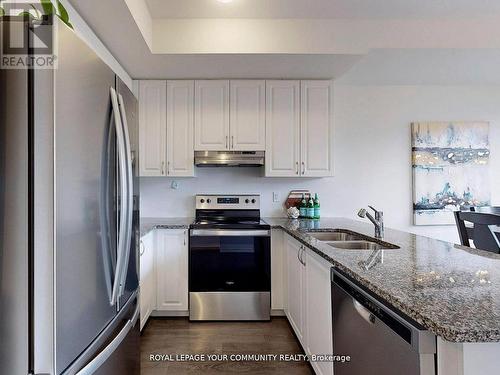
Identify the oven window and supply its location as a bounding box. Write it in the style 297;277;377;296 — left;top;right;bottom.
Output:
189;235;271;292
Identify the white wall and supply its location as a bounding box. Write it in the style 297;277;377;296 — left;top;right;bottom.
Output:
140;84;500;243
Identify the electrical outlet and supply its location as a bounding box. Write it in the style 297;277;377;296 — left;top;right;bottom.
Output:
273;192;279;202
171;180;179;190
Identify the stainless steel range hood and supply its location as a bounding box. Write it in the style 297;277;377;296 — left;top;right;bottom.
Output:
195;151;265;167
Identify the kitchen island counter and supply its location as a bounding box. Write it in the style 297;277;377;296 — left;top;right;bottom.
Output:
264;217;500;343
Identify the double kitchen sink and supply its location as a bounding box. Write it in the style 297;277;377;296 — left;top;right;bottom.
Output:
305;229;400;251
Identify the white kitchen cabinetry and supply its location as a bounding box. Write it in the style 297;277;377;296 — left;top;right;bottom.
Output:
285;234;306;342
300;80;334;177
139;231;156;330
166;80;195;176
230;80;266;151
155;229;189;311
265;80;333;177
271;229;285;311
284;234;333;375
139;80;167;176
265;80;301;176
194;80;230;151
305;249;334;375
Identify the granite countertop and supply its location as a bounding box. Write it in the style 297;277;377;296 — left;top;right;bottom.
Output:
264;217;500;343
140;216;500;343
140;217;194;237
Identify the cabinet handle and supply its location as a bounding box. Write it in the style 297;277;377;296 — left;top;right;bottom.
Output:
167;161;170;175
161;161;165;175
139;240;145;256
295;162;299;175
302;161;305;175
225;136;228;149
297;246;301;264
301;247;306;266
231;136;234;149
184;230;186;246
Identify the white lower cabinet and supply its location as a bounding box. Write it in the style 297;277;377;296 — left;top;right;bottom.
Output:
155;229;189;311
139;231;156;330
305;250;334;375
284;233;333;375
285;235;306;342
271;229;285;310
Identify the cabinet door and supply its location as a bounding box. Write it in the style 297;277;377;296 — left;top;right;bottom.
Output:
271;229;284;310
305;249;333;375
194;80;229;151
300;80;334;177
156;230;188;311
139;80;166;176
166;81;194;176
265;80;300;177
140;232;155;330
230;80;266;151
285;235;305;342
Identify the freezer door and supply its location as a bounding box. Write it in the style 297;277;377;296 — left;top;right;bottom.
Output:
55;22;118;374
64;293;140;375
116;78;139;308
0;17;30;375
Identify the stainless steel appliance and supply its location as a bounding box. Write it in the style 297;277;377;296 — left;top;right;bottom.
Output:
0;16;140;375
331;269;436;375
189;195;271;320
194;151;265;167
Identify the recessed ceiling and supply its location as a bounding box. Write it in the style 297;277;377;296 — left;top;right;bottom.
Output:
145;0;500;19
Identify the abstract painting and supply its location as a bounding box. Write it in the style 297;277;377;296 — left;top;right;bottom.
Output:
412;121;490;225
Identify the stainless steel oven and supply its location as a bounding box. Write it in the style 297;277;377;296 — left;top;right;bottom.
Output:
189;195;271;321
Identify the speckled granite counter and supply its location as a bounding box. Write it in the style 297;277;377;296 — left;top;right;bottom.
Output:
264;217;500;343
140;217;194;237
140;216;500;342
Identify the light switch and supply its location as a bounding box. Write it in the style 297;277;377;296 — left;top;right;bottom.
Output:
273;192;279;202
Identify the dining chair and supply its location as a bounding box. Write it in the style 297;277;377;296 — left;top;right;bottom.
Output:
454;211;500;254
470;206;500;214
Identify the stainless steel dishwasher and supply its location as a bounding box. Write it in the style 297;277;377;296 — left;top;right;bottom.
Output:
331;269;436;375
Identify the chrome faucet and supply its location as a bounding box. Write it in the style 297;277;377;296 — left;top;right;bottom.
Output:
357;205;384;239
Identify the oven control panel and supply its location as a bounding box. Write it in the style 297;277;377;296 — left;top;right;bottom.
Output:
196;195;260;210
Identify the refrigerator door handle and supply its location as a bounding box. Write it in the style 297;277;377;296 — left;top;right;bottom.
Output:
117;93;134;298
110;87;128;306
74;319;133;375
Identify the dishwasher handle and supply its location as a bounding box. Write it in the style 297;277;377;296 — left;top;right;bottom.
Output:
331;268;436;355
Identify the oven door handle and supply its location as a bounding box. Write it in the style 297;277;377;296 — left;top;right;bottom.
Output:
190;229;271;237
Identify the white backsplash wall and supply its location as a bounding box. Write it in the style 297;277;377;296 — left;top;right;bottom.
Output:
141;84;500;243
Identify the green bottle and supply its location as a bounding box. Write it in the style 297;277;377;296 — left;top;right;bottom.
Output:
314;193;320;219
307;196;315;219
299;194;307;218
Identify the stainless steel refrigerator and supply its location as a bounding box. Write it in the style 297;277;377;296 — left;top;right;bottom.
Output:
0;16;140;375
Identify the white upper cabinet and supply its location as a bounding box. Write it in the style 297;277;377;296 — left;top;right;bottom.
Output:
265;80;301;177
139;79;333;177
166;80;194;177
301;80;334;177
139;80;167;176
229;80;266;150
194;80;230;151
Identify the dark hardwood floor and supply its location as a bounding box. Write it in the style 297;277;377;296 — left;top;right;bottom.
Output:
141;317;314;374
